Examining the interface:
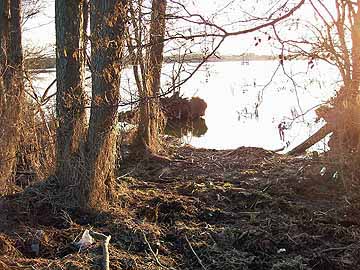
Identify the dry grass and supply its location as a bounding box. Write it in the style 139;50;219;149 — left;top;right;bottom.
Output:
16;99;56;186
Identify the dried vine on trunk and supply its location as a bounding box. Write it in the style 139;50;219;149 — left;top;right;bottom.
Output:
0;0;25;195
55;0;87;189
80;0;127;210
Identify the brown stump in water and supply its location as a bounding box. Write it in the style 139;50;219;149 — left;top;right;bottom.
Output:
119;94;207;124
161;95;207;121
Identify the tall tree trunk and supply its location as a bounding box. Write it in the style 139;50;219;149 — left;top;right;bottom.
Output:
55;0;87;187
350;6;360;95
352;4;360;151
136;0;167;153
333;6;360;152
80;0;126;209
0;0;25;195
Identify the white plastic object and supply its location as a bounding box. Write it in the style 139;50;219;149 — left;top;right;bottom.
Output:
320;167;326;176
76;229;94;250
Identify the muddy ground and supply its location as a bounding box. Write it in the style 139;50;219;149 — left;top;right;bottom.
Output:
1;141;360;269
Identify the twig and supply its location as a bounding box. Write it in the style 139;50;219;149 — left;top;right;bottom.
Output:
344;197;352;206
237;211;261;215
185;235;207;270
321;244;355;254
143;232;168;269
116;160;142;180
90;231;111;270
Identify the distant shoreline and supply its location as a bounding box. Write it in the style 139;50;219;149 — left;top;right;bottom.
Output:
26;53;304;70
164;53;276;63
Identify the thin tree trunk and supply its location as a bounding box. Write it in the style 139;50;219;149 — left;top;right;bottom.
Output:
55;0;87;187
0;0;25;195
0;0;12;195
80;0;127;210
349;7;360;95
137;0;167;153
352;6;360;151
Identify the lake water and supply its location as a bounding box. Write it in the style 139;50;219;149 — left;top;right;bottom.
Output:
32;60;340;152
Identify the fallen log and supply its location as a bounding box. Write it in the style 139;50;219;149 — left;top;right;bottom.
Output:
288;123;332;155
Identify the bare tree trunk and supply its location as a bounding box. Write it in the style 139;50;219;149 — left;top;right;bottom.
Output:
0;0;12;195
351;5;360;94
0;0;25;195
332;6;360;152
80;0;127;210
55;0;87;187
136;0;167;153
352;6;360;151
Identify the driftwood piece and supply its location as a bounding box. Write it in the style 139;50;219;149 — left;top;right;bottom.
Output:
90;231;111;270
288;124;332;155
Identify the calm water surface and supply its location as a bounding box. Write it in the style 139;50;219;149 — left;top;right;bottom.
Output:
32;60;340;152
164;60;339;152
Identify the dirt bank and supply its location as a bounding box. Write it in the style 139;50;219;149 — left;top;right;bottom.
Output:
1;143;360;269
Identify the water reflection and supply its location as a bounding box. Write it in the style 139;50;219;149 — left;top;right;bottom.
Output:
165;118;208;138
32;60;339;151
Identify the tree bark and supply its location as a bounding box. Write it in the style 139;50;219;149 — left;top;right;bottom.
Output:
136;0;167;153
55;0;87;187
0;0;25;195
80;0;127;210
350;5;360;94
330;5;360;153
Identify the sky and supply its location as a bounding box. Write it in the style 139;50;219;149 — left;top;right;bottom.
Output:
22;0;317;56
23;1;54;48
